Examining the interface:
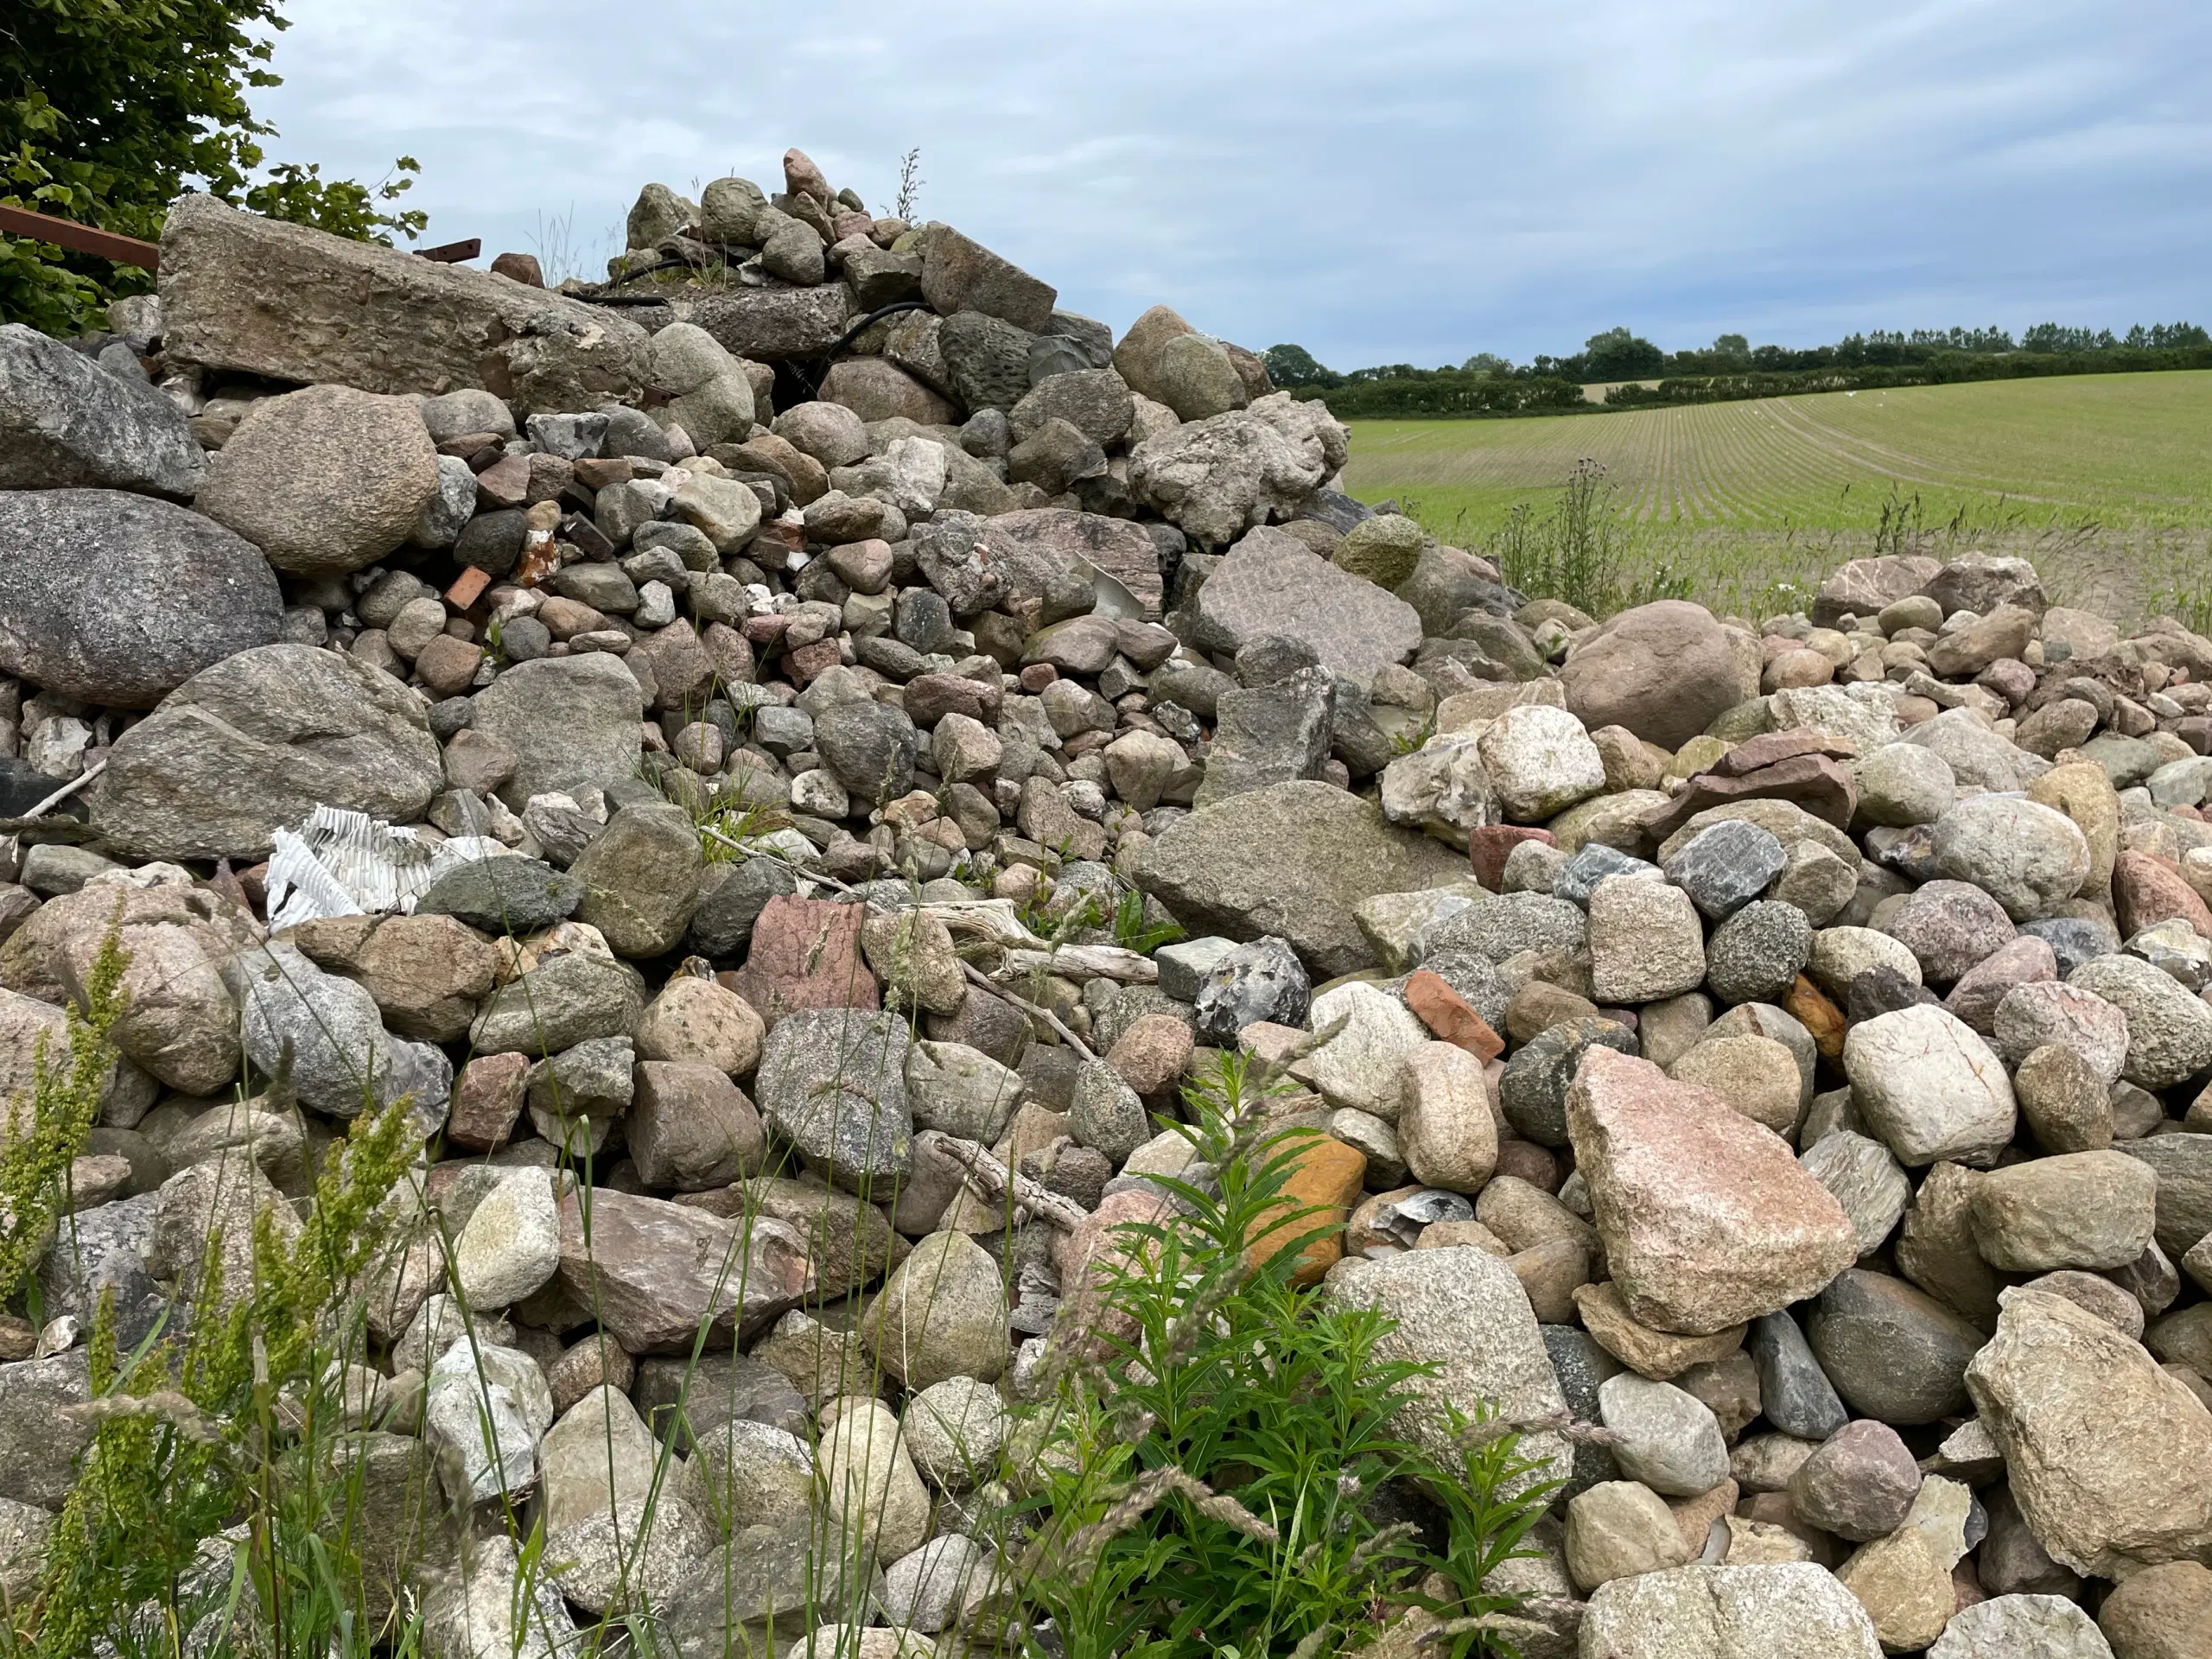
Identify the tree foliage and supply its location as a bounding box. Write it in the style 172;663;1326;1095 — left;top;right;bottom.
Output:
1580;326;1665;381
1259;342;1341;390
3;0;425;334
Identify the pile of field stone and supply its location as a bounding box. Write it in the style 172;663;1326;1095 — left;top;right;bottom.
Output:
3;147;2211;1659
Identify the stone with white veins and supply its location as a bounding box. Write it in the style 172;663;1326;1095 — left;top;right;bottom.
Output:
1477;702;1609;823
1841;1005;2016;1167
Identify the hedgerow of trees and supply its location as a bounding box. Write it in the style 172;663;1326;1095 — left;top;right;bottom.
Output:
1265;318;2212;420
2;0;426;334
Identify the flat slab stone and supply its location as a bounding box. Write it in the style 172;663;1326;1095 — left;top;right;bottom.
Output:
160;192;647;401
1137;780;1470;979
686;285;856;360
1191;525;1422;683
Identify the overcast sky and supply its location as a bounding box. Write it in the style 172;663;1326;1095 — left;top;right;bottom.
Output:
251;0;2209;370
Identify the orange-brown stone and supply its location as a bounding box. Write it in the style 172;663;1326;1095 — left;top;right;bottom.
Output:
1250;1133;1368;1287
1405;969;1505;1061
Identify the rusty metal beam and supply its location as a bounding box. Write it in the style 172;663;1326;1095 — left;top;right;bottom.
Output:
414;238;480;264
0;203;160;270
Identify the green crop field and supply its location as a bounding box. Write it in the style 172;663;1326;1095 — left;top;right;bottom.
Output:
1341;371;2212;624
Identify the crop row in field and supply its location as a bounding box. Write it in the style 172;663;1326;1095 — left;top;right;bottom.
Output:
1342;370;2212;537
1338;372;2212;626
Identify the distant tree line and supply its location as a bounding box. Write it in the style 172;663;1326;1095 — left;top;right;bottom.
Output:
1264;319;2212;420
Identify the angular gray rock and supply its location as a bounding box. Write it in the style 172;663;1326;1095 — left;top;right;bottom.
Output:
1137;781;1470;977
226;942;452;1121
1131;396;1346;548
1193;667;1334;806
556;1188;812;1354
1323;1247;1572;1491
0;323;205;496
91;645;442;861
0;489;282;708
0;1352;92;1510
469;654;645;810
755;1008;914;1192
1192;936;1310;1044
1189;526;1421;683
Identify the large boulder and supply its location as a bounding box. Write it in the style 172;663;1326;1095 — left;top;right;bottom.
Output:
0;323;204;496
468;654;645;810
1189;525;1422;683
1138;780;1470;978
91;645;442;861
1567;1048;1859;1335
1964;1286;2212;1579
918;225;1057;333
1130;397;1346;549
0;489;282;707
1560;601;1762;751
193;384;441;577
159;191;648;404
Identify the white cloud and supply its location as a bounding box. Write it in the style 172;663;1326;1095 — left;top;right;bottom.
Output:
248;0;2210;367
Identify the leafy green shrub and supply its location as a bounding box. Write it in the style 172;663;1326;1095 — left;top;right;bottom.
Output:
1007;1052;1560;1659
3;0;424;333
